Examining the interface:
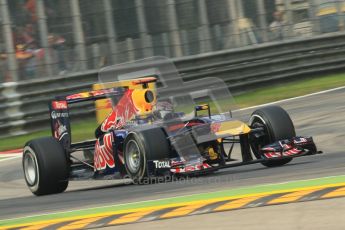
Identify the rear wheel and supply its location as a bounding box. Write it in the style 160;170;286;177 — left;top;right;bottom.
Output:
124;127;170;182
23;137;69;195
249;106;295;167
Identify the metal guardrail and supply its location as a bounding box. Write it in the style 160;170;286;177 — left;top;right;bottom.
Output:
1;33;345;138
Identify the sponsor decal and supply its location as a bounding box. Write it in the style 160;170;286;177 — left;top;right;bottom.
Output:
170;162;211;173
101;90;137;132
91;89;107;97
132;77;157;85
263;148;302;159
51;111;69;119
153;160;171;168
91;88;116;97
294;137;308;144
53;120;68;140
262;147;275;151
94;133;115;171
52;101;67;110
66;92;90;100
167;121;204;132
283;148;302;156
264;152;281;158
279;140;292;150
170;158;184;167
210;122;221;133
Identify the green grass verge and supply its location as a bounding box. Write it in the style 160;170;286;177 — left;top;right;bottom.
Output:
1;73;345;151
234;74;345;108
0;118;98;151
1;175;345;227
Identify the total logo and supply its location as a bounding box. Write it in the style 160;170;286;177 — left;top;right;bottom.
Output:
153;160;171;168
52;101;68;110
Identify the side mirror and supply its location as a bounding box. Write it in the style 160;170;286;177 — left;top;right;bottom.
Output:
195;104;211;118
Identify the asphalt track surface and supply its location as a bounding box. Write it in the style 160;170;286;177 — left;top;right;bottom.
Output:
0;87;345;221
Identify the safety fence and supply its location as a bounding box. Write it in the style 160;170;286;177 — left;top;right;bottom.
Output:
2;0;345;83
1;32;345;138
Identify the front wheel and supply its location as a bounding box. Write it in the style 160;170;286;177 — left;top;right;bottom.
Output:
23;137;69;195
249;106;295;167
123;127;170;183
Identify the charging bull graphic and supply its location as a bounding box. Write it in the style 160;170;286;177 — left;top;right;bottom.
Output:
100;88;155;132
94;87;156;171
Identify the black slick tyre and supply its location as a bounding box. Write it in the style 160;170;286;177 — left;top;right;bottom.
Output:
249;106;295;167
123;127;169;183
22;137;69;195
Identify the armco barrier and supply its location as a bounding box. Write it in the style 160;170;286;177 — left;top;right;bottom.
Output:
1;33;345;138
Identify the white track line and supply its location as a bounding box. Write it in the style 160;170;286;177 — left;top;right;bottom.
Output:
234;85;345;112
0;153;22;157
0;155;21;163
0;149;22;155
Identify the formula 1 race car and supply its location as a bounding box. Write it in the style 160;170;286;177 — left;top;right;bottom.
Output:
22;57;321;195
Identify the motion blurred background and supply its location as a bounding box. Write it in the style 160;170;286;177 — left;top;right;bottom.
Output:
0;0;343;82
1;0;345;145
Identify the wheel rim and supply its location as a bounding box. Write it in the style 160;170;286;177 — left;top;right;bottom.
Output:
250;115;271;157
125;140;141;174
23;150;38;186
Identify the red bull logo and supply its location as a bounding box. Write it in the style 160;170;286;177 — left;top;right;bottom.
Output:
101;90;138;132
94;133;115;171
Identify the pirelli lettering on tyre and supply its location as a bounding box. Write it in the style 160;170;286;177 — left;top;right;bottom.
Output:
153;160;171;168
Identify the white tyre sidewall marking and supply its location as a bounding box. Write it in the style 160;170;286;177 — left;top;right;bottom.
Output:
126;139;141;174
125;132;147;179
249;114;267;127
23;146;40;192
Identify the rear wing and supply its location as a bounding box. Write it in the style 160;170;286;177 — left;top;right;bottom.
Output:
49;88;127;149
49;77;157;150
49;100;71;149
65;88;127;104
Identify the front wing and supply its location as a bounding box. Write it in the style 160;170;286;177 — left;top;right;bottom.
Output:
147;136;320;176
